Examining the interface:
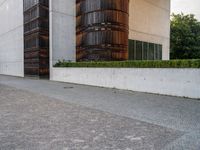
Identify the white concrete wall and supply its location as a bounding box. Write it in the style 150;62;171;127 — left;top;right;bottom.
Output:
51;68;200;99
129;0;171;60
49;0;76;67
0;0;24;77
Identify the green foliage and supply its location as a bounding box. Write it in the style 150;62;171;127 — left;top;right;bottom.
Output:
54;59;200;68
170;13;200;59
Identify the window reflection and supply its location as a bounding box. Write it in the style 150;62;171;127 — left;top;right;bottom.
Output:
128;40;162;60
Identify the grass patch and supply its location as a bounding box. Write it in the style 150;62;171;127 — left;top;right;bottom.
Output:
54;59;200;68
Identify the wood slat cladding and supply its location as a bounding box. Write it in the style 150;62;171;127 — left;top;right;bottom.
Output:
23;0;49;78
76;0;129;61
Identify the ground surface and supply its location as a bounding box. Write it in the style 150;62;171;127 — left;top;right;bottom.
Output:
0;75;200;150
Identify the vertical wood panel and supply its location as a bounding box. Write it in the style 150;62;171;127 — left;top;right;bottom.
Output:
76;0;129;61
24;0;49;78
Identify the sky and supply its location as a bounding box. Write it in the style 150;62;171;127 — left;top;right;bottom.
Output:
171;0;200;20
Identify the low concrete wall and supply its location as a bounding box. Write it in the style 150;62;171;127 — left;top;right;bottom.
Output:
51;68;200;99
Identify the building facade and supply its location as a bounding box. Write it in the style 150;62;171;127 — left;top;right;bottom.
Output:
0;0;170;78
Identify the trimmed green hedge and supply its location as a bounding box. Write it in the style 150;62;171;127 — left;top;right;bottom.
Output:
54;59;200;68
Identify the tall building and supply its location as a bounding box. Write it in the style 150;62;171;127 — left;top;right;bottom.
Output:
0;0;171;78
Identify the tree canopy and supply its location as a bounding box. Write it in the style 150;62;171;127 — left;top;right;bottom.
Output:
170;13;200;59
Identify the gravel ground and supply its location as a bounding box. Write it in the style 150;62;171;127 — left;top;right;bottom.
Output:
0;85;182;150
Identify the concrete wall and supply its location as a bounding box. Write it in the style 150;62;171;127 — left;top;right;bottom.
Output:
129;0;171;60
51;68;200;99
0;0;24;77
49;0;76;67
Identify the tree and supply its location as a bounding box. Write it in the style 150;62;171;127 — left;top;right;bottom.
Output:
170;13;200;59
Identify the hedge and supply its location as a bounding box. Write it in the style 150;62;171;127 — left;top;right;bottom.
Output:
54;59;200;68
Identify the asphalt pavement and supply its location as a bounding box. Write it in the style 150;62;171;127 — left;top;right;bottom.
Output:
0;75;199;150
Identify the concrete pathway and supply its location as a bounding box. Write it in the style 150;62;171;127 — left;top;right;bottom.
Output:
0;75;200;150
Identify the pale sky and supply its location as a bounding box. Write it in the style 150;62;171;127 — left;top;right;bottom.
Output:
171;0;200;20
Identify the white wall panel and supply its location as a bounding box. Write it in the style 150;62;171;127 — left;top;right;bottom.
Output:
129;0;171;60
50;0;76;66
0;0;24;77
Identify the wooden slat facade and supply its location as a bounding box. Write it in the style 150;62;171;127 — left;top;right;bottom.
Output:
76;0;129;61
23;0;49;78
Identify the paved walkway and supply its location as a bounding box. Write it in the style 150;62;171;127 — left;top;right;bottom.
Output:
0;75;200;150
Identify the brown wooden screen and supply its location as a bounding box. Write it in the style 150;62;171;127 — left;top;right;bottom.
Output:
76;0;129;61
24;0;49;78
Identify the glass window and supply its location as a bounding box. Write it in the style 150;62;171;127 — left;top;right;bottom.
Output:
143;42;148;60
159;44;162;60
133;40;136;60
148;43;154;60
128;40;135;60
136;41;142;60
128;40;162;60
154;44;159;60
128;40;132;60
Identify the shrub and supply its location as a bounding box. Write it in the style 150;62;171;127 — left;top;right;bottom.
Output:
54;59;200;68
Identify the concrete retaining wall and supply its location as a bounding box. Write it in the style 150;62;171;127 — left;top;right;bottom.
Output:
51;68;200;99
